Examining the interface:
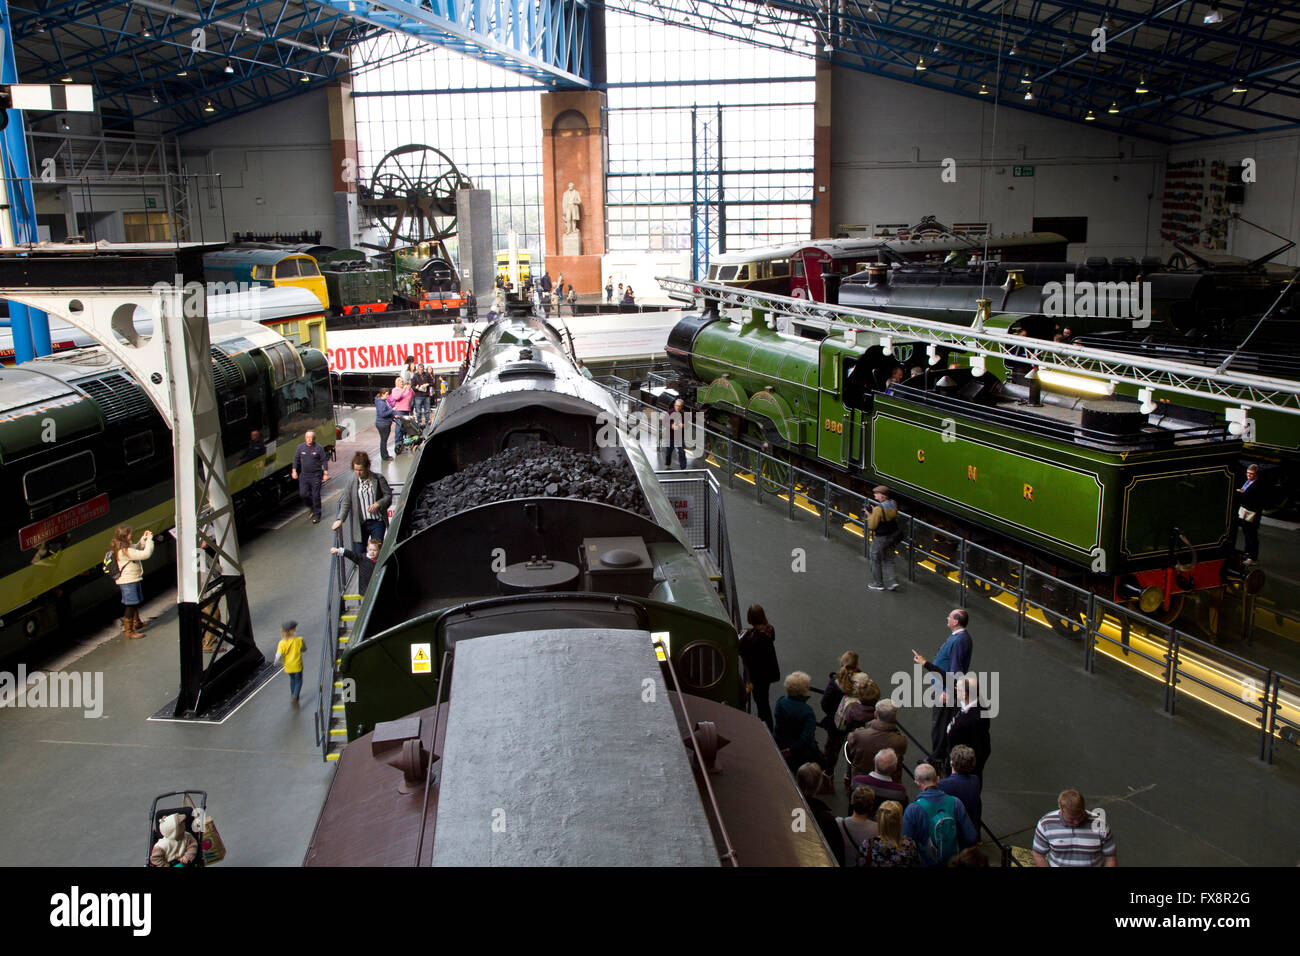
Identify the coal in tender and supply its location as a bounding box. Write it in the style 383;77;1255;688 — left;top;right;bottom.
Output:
410;445;651;531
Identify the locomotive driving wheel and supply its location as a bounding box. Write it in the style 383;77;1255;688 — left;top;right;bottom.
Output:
360;144;471;250
758;445;790;493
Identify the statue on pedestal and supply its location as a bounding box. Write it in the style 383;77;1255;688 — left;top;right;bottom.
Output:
561;183;582;256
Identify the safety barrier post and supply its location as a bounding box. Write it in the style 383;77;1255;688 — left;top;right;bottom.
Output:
1164;631;1181;714
958;539;968;608
1084;593;1097;673
1266;674;1282;765
822;478;831;539
1242;592;1255;647
907;515;917;583
725;438;735;489
1015;561;1027;639
861;495;870;559
787;463;796;521
755;449;763;504
1256;669;1273;764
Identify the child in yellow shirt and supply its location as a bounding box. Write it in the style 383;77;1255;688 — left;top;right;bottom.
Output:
274;621;307;704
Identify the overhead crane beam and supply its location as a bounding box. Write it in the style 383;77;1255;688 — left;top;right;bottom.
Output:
658;276;1300;419
313;0;592;88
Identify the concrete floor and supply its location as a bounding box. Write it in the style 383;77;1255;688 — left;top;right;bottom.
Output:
0;405;410;867
3;410;1296;866
712;469;1300;866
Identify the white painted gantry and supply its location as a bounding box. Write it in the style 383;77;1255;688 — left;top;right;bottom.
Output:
0;244;262;717
659;277;1300;423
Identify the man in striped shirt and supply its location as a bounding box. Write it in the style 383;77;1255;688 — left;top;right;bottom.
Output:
1032;789;1118;867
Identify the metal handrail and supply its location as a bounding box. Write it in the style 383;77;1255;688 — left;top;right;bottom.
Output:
657;638;739;866
602;381;1299;764
413;649;454;866
314;528;350;760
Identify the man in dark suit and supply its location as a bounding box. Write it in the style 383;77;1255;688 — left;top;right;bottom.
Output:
291;430;330;524
945;674;991;779
1237;463;1265;565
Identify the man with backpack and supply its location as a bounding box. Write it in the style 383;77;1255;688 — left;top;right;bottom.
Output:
902;763;976;867
867;485;900;591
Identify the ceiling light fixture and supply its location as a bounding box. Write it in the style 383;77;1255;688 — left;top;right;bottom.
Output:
224;61;235;73
1020;68;1031;84
141;25;151;38
177;69;188;77
319;39;330;52
1135;75;1149;93
300;72;310;83
978;83;990;95
203;100;216;113
61;74;72;83
1023;87;1034;101
152;91;160;104
1008;38;1018;56
824;42;833;53
1232;78;1247;93
915;56;926;71
933;40;942;53
1085;108;1096;120
1203;2;1223;24
1107;101;1120;114
240;14;250;33
60;117;70;130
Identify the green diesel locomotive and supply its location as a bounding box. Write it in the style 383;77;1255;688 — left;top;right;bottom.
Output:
667;309;1249;620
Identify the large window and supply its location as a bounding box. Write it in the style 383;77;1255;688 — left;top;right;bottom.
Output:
350;18;817;267
605;11;815;259
352;35;547;262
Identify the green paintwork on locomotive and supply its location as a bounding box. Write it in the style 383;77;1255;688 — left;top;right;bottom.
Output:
687;315;1239;572
690;316;832;451
870;395;1236;570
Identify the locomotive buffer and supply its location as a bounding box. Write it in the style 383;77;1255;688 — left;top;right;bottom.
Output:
0;244;271;719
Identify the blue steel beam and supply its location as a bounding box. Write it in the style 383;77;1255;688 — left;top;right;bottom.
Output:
11;1;376;132
0;0;50;358
312;0;592;87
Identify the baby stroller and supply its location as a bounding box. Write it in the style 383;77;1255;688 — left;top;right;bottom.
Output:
147;790;215;867
393;415;426;455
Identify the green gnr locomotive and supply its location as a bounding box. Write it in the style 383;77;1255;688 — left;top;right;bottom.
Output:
666;310;1246;618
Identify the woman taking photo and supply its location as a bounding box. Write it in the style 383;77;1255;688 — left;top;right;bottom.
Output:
110;526;154;639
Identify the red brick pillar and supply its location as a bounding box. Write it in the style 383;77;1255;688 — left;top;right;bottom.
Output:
541;90;607;295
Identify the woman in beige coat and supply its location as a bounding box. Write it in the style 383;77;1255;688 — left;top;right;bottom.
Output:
110;526;154;638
